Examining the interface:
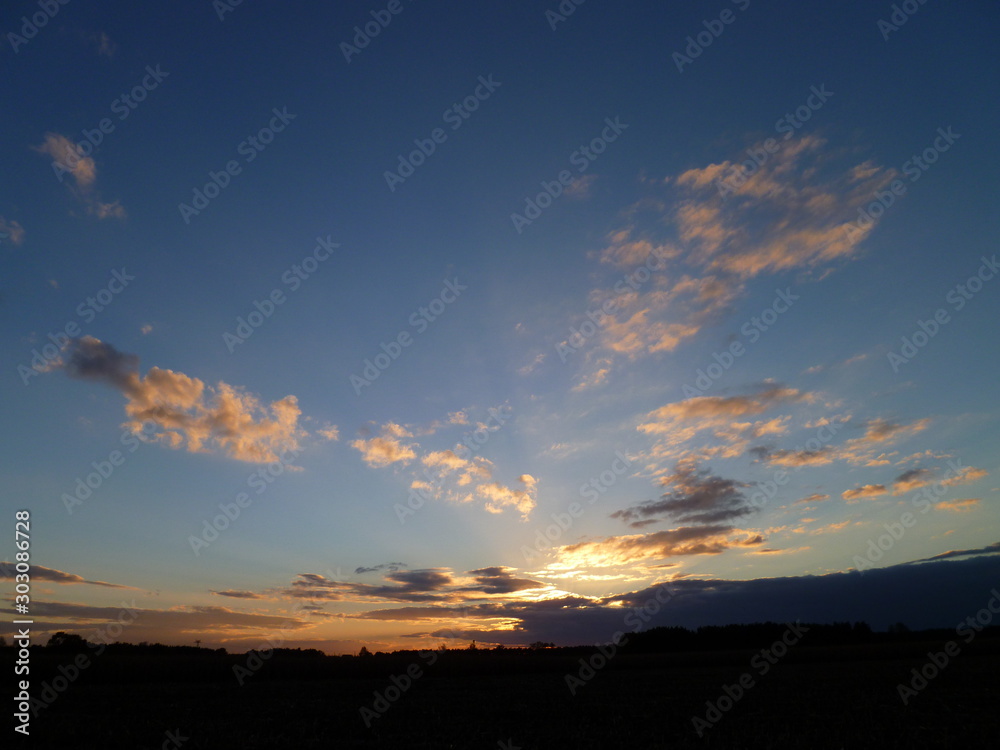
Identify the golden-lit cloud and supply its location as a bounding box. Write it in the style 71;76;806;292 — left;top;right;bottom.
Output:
34;132;126;219
422;449;469;472
356;411;535;518
793;493;830;505
638;385;812;455
891;468;933;495
317;424;340;441
842;484;887;501
558;526;763;567
470;474;537;517
941;466;988;487
50;336;305;463
673;135;893;277
567;135;894;388
352;435;416;467
935;498;980;512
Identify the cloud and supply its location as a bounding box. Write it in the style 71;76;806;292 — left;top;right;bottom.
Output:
934;498;980;512
638;385;812;460
639;384;810;438
566;136;893;386
674;135;894;277
422;449;469;472
565;174;597;199
840;419;931;464
0;562;133;589
892;468;933;495
351;426;417;467
758;416;931;469
558;525;762;567
0;216;25;245
34;132;125;219
750;546;810;556
288;565;545;605
941;466;988;487
31;600;311;642
289;569;456;604
794;493;830;505
465;567;546;595
612;460;753;526
49;336;305;463
842;484;887;501
91;200;126;219
470;474;537;517
764;448;836;467
903;541;1000;564
356;410;533;518
95;31;116;57
35;133;97;188
355;562;406;574
317;424;340;441
518;352;546;375
213;590;265;599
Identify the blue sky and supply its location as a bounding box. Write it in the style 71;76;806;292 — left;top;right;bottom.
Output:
2;0;999;652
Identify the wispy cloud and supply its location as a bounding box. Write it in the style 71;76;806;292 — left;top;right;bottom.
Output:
935;498;980;512
0;562;135;589
842;484;887;502
0;216;25;245
34;132;126;219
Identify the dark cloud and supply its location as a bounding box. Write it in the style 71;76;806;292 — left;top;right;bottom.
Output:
288;568;457;603
902;541;1000;565
420;554;1000;645
0;562;133;589
611;461;752;527
30;600;309;633
213;590;265;599
354;562;406;575
59;336;138;390
465;567;545;595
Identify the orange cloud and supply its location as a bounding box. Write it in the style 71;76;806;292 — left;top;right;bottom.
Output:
558;525;762;567
53;337;305;463
842;484;887;501
935;498;980;512
352;435;417;467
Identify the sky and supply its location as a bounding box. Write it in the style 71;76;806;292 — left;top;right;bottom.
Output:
2;0;999;654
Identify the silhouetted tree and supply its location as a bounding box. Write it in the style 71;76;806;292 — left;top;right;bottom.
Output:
358;646;372;657
46;632;89;651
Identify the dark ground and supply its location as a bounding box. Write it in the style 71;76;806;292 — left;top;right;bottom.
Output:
10;633;1000;749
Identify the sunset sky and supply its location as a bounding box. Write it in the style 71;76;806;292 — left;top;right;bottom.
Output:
3;0;999;654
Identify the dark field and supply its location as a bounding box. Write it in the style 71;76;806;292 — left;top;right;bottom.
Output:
13;633;1000;750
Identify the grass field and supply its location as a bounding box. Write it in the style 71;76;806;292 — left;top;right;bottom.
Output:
14;635;1000;749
